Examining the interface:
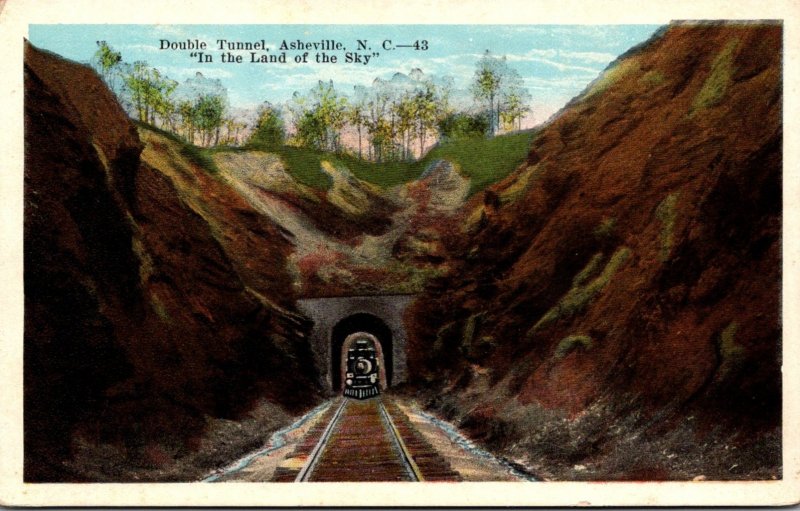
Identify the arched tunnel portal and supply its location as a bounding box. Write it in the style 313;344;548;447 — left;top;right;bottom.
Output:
331;313;392;390
296;295;415;394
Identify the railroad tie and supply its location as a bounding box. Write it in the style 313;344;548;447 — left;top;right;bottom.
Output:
274;397;462;482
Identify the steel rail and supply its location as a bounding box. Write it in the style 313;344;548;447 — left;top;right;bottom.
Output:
294;398;347;482
378;401;424;482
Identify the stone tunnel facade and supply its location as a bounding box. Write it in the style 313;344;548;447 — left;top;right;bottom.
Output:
296;294;416;393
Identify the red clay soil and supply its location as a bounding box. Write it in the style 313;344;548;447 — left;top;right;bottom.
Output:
24;42;322;481
404;23;781;480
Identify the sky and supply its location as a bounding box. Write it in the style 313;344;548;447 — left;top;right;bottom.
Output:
28;24;661;125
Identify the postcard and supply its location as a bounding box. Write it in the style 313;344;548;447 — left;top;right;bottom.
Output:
0;0;798;506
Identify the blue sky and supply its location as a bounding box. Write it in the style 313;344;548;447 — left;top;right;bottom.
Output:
28;24;660;124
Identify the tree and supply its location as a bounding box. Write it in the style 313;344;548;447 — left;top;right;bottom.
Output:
347;85;370;158
471;51;531;135
366;78;393;161
222;117;247;146
174;73;229;146
194;94;226;146
248;102;285;148
393;91;416;160
412;80;439;157
290;81;348;152
471;50;507;136
122;62;179;127
122;61;150;122
313;80;348;152
177;99;198;143
499;68;531;131
92;41;122;96
151;73;178;130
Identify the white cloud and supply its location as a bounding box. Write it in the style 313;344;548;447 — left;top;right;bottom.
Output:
560;50;617;63
160;66;233;80
506;53;600;73
503;47;615;72
523;75;595;90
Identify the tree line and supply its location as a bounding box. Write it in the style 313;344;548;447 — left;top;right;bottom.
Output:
93;42;531;159
93;41;242;147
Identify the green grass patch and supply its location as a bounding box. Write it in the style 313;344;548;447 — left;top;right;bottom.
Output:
583;58;640;99
136;121;220;175
462;313;484;345
656;193;679;262
554;335;593;360
640;70;666;88
719;321;744;377
272;146;335;190
691;38;739;114
224;129;536;194
150;294;171;322
572;252;604;288
460;313;495;361
530;247;632;335
424;130;537;195
498;164;539;205
180;144;219;175
594;217;616;240
720;322;742;358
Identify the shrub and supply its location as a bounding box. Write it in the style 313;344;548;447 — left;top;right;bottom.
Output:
462;313;482;345
583;58;640;99
691;39;739;114
719;321;745;377
499;165;538;205
594;217;616;240
641;70;666;88
437;112;490;140
656;193;679;262
530;247;631;334
573;252;604;287
149;294;171;322
555;335;594;359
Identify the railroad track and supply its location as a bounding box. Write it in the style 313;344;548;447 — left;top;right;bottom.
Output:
272;397;461;482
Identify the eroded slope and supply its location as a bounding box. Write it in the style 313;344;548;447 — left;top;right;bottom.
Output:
404;23;782;480
24;43;321;481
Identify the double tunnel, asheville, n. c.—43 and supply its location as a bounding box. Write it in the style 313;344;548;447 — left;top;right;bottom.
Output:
296;294;415;393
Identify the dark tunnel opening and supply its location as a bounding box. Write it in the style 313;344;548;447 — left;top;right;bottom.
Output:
331;313;393;391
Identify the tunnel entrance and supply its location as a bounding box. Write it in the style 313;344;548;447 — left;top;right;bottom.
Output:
331;313;393;391
296;294;414;392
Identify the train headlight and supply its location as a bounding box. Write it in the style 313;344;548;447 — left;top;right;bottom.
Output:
355;358;373;375
369;374;377;383
345;378;353;386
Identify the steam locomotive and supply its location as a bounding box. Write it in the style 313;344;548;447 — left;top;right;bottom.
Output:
343;337;380;399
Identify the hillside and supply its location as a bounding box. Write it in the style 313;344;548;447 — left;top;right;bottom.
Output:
207;141;493;297
236;129;535;193
24;42;322;481
403;22;782;480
